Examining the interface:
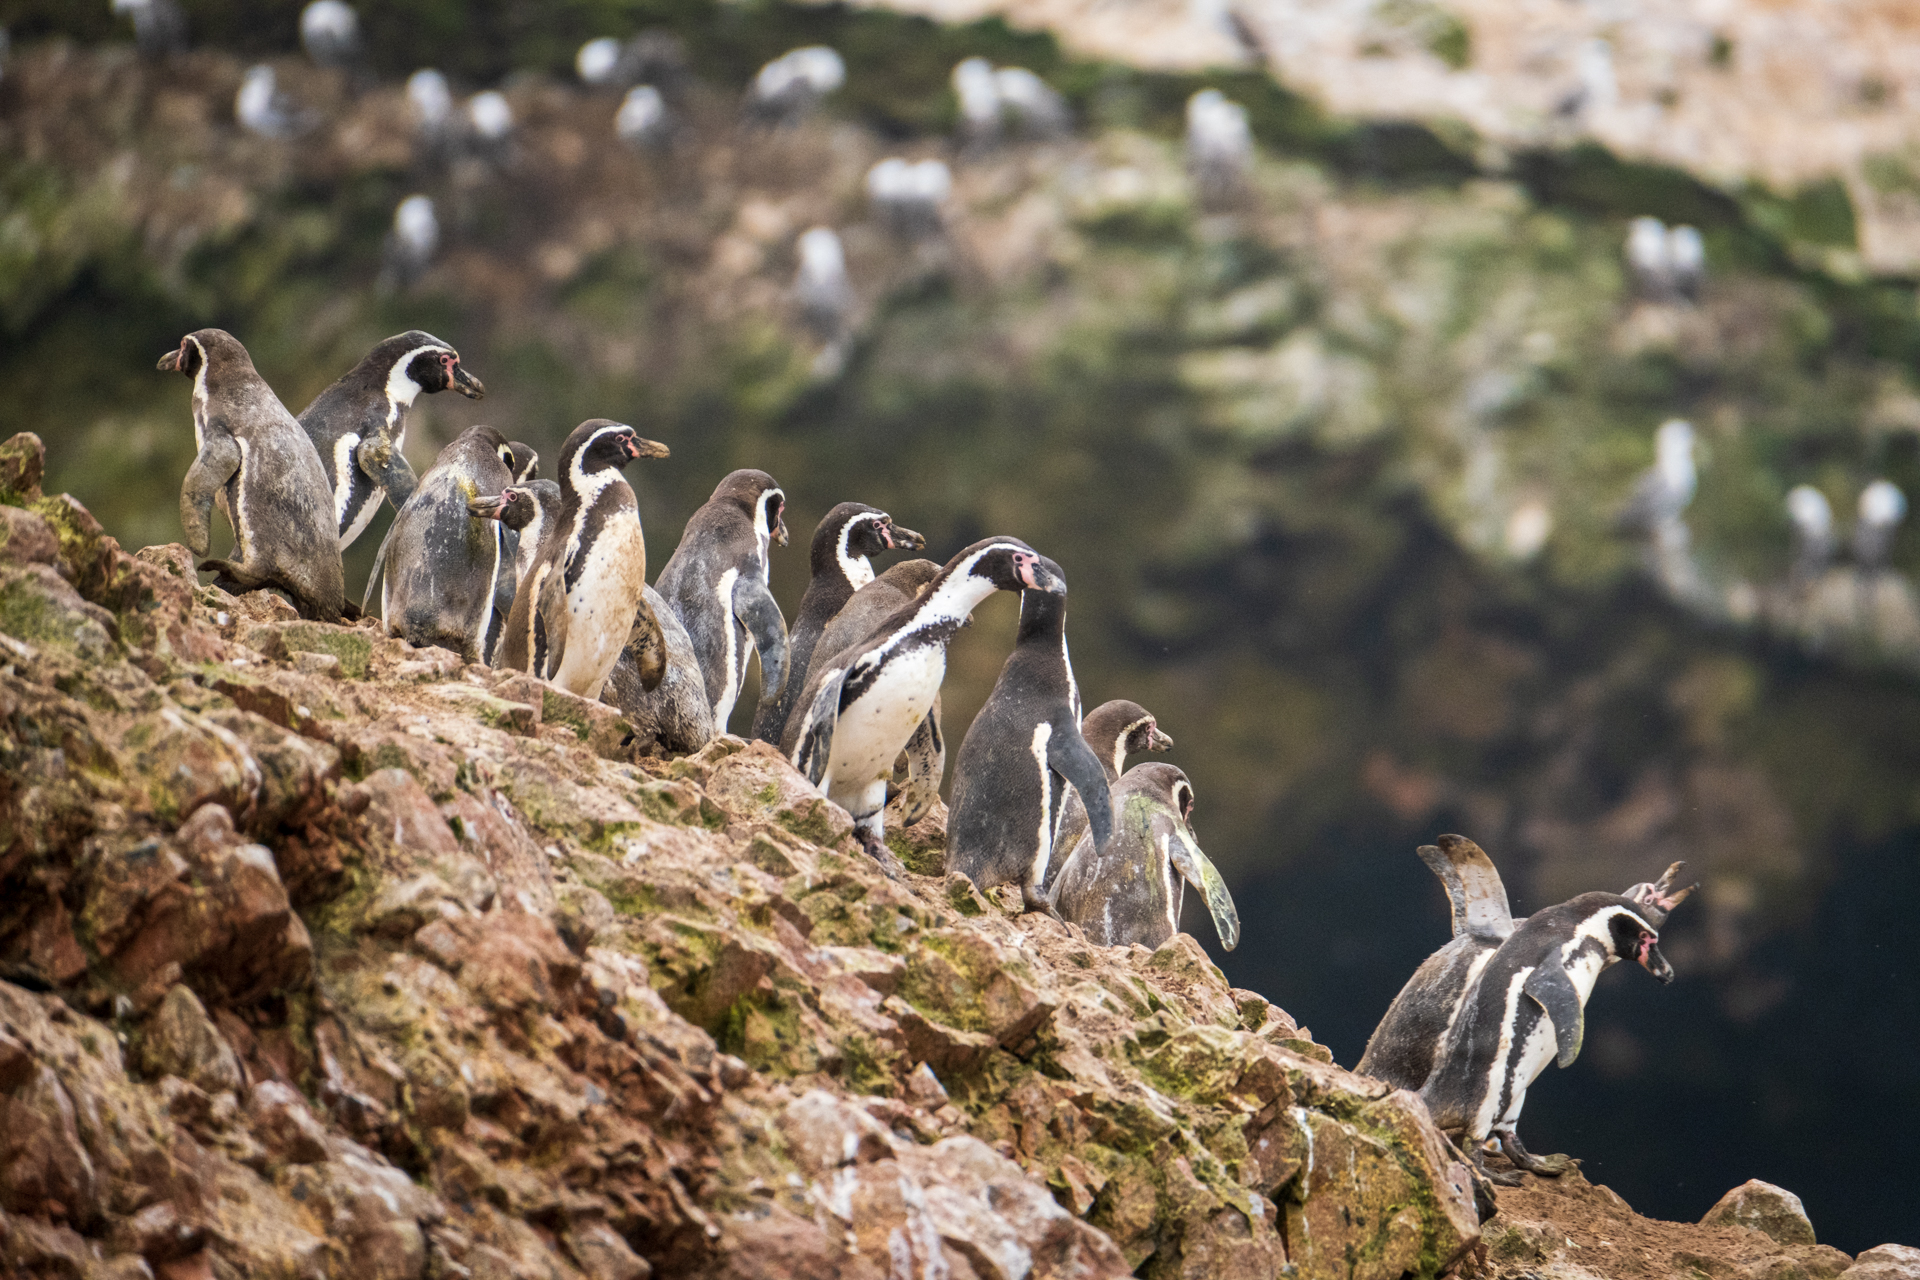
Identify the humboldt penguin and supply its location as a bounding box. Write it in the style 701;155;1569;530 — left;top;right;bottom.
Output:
1050;763;1239;952
362;425;517;663
947;566;1113;914
1419;890;1678;1185
653;470;791;732
602;584;716;756
158;329;345;622
1045;699;1173;894
752;501;924;748
1358;839;1695;1111
295;330;484;548
785;557;946;824
792;538;1055;874
496;420;668;699
469;479;555;665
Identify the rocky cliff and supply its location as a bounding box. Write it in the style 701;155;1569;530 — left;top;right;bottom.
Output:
0;430;1902;1279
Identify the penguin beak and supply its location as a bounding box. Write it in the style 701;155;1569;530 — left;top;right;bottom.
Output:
1148;725;1174;751
1018;557;1066;595
468;493;510;520
156;348;182;373
624;435;670;460
450;362;486;399
1169;827;1240;952
1636;934;1674;984
886;523;926;551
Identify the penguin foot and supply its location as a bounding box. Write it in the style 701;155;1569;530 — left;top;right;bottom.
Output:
1467;1143;1524;1188
1020;884;1063;920
857;830;907;880
1498;1130;1576;1176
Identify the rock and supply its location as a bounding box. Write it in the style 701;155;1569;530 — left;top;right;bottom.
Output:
247;1080;331;1165
0;431;46;501
1701;1179;1818;1246
0;1061;100;1225
565;1221;651;1280
1844;1245;1920;1280
704;739;854;845
0;504;63;571
139;984;243;1095
780;1089;897;1174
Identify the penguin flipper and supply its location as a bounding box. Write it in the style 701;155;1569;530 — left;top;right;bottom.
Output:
1435;834;1515;940
360;514;402;616
1167;819;1240;951
1523;964;1585;1068
355;435;420;511
732;575;790;703
1049;720;1114;849
793;665;848;786
180;434;242;558
627;595;669;692
1416;844;1471;939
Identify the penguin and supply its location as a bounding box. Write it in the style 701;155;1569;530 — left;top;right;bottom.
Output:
496;420;669;699
362;425;518;663
752;502;924;748
653;470;792;732
1359;838;1694;1104
947;563;1114;914
1044;699;1173;894
602;584;716;757
469;479;555;666
506;442;539;482
158;329;345;622
1050;763;1240;952
784;557;946;825
1418;890;1679;1186
295;330;485;549
792;538;1056;874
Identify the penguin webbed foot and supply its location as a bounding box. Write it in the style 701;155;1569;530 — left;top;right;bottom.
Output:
1465;1140;1524;1188
1020;884;1062;920
1497;1129;1576;1177
856;825;907;880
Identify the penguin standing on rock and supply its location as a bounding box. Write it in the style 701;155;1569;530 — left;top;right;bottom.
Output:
363;425;519;663
793;539;1057;874
296;330;485;549
497;420;669;699
1419;889;1681;1186
1050;763;1239;952
158;329;345;622
470;479;555;666
947;563;1113;914
1045;698;1173;894
785;558;947;825
654;470;792;732
753;501;923;748
602;584;716;756
1360;838;1694;1109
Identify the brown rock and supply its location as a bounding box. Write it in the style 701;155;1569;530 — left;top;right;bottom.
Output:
1702;1179;1818;1246
248;1080;331;1165
0;1062;100;1225
1844;1245;1920;1280
0;431;46;501
705;740;855;845
564;1221;652;1280
780;1090;897;1175
139;984;243;1094
0;505;62;571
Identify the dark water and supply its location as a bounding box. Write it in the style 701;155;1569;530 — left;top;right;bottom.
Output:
1202;822;1920;1254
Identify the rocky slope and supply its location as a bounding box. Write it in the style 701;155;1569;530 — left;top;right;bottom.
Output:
1;432;1905;1278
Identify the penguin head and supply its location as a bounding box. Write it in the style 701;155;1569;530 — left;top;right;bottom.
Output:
1622;860;1697;928
370;331;485;401
508;442;539;482
157;329;252;383
561;420;669;483
956;539;1061;595
1084;700;1174;769
1574;894;1672;984
469;484;543;532
710;470;788;546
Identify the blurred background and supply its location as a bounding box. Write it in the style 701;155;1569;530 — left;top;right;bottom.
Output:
2;0;1917;1251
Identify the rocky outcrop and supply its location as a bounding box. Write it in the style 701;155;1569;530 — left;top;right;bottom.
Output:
0;435;1907;1277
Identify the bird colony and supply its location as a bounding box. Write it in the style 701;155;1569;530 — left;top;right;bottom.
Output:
60;0;1755;1194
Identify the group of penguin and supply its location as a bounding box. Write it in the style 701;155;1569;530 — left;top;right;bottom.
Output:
156;324;1241;956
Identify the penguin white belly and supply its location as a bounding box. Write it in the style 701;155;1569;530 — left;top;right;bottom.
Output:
1497;1019;1560;1130
550;518;647;700
823;646;945;813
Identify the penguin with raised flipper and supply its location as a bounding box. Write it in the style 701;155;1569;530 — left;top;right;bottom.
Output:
1419;890;1680;1186
602;584;715;756
496;420;668;699
1359;839;1695;1109
654;470;792;732
1045;698;1173;894
792;538;1055;874
752;501;923;748
295;330;485;549
158;329;345;622
948;563;1112;914
786;558;946;824
1050;762;1239;951
363;425;518;663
